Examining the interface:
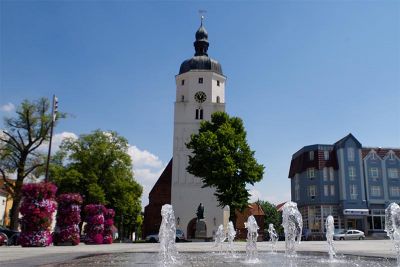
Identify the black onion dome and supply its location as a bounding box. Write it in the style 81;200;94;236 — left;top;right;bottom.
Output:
179;21;223;75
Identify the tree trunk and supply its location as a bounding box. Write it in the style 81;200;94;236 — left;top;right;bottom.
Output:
10;163;25;231
10;189;22;230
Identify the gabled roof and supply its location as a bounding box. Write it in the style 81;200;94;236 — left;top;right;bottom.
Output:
276;202;287;212
362;148;400;160
248;203;265;216
334;133;362;149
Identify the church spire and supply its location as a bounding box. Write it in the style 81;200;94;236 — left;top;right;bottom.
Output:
194;17;209;56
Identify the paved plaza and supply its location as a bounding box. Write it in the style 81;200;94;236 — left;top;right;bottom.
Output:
0;240;396;266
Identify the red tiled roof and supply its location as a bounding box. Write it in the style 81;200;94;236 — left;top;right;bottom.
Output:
248;203;265;216
362;148;400;159
276;202;287;212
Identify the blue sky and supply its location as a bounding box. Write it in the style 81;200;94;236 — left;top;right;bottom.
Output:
1;1;399;206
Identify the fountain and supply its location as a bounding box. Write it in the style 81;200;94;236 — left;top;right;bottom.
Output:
244;215;259;263
214;224;226;253
226;221;236;255
282;201;303;256
325;215;336;260
385;202;400;265
268;223;278;253
159;204;179;265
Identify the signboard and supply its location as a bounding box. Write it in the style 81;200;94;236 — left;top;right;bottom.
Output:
343;209;369;216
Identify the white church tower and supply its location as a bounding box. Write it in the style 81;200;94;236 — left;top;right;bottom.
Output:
171;18;226;238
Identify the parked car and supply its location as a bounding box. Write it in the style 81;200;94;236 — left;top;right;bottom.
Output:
145;229;186;243
333;229;365;240
0;226;20;245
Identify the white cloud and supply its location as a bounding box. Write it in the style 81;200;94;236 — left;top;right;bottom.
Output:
128;145;163;169
249;188;263;203
0;103;15;112
128;144;166;207
37;131;78;154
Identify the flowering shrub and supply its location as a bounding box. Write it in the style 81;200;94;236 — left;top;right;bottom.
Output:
103;209;115;244
84;204;106;244
53;193;83;246
19;182;57;247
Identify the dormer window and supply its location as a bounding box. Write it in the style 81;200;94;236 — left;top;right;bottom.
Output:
389;151;395;160
347;148;355;161
198;77;203;84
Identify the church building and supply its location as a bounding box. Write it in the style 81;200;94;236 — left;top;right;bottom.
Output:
143;19;226;239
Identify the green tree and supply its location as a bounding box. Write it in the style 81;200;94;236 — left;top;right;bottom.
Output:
186;112;264;225
0;98;64;230
259;200;283;237
50;130;142;236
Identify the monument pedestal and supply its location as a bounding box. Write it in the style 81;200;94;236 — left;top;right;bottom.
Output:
195;219;207;239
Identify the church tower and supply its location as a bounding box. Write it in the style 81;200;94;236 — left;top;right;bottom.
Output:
171;19;226;238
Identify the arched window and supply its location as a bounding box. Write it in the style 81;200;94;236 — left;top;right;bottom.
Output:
216;96;220;103
195;109;204;120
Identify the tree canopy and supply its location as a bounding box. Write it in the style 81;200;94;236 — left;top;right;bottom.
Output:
50;130;142;238
259;200;283;236
0;98;64;230
186;111;265;222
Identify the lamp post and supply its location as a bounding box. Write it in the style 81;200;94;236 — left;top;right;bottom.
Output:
45;95;58;182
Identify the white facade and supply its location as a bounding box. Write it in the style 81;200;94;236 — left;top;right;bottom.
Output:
0;193;6;226
171;69;226;238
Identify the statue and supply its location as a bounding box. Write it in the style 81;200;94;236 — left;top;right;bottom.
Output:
196;203;204;221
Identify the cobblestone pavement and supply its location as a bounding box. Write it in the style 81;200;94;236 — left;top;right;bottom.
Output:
0;240;396;266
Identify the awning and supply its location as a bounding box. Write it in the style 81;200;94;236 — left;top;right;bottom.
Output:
343;209;369;216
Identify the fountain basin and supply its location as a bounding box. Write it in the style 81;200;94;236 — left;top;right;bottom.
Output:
48;251;396;266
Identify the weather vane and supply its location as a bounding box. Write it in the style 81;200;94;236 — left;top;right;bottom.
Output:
199;9;207;25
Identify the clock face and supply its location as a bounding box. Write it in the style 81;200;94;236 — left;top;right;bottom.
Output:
194;91;207;103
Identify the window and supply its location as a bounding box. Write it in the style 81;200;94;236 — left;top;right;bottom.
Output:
369;167;379;178
308;185;316;199
348;148;355;161
350;185;358;200
371;186;381;197
195;109;204;120
389;151;395;160
324;185;329;196
330;185;335;196
307;168;315;179
390;186;400;197
329;168;334;181
371;152;376;160
217;80;220;86
324;150;329;160
198;77;203;84
181;79;185;85
181;95;184;102
323;168;328;181
309;151;314;161
388;168;399;179
295;177;300;201
348;166;356;179
216;96;220;103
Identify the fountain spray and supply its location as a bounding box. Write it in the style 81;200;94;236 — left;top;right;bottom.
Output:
159;204;178;265
282;201;303;257
325;215;336;260
268;223;278;253
245;215;259;263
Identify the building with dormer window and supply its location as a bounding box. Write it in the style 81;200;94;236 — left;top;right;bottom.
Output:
289;134;400;237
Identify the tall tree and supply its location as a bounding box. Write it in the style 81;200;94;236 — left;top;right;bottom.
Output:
50;130;142;236
186;112;265;225
0;98;64;230
259;200;283;236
